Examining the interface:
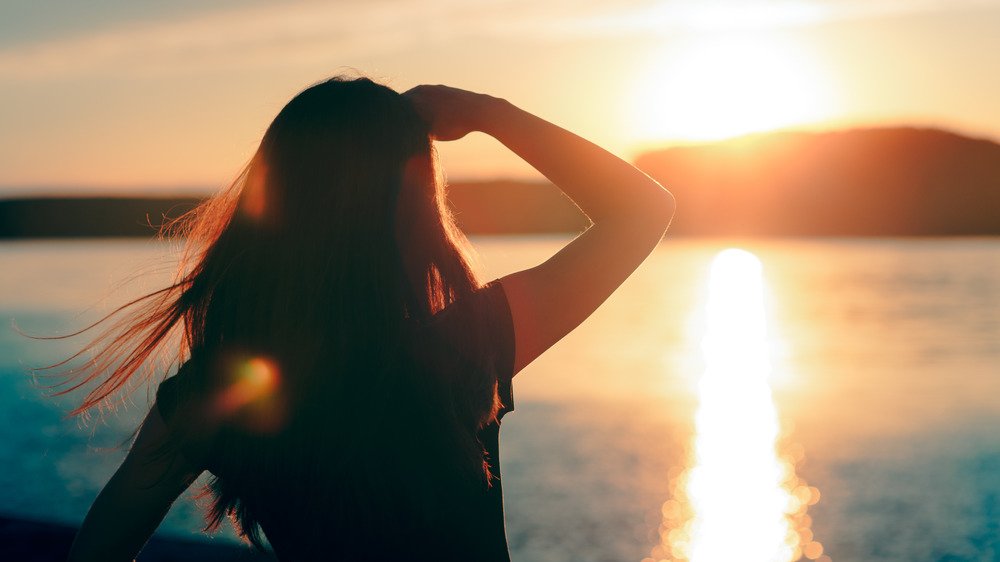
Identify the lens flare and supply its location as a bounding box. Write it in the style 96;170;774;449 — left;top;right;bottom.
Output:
646;249;824;562
239;163;271;223
214;354;286;433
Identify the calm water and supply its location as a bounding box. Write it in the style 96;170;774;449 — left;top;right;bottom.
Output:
1;237;998;561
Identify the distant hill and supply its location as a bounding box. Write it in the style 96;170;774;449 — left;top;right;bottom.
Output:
444;180;588;234
635;127;1000;236
0;196;203;238
2;127;999;238
0;181;587;238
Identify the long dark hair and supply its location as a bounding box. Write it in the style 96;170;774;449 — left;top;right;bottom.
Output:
48;76;503;553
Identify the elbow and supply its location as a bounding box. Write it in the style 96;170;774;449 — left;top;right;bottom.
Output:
614;189;675;243
594;183;675;233
646;188;675;233
642;189;675;246
658;189;676;226
637;173;675;228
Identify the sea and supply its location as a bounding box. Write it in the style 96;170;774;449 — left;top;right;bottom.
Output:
1;236;998;562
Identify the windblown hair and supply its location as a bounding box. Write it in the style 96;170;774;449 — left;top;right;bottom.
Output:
47;76;503;554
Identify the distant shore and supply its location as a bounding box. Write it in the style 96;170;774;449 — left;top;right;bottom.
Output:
4;127;999;238
0;180;591;239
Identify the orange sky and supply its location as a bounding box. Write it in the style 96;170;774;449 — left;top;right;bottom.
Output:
1;0;998;195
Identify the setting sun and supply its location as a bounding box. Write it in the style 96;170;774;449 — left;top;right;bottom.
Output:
631;33;837;142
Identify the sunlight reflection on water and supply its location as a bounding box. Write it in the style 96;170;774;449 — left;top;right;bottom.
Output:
4;238;1000;560
646;249;825;562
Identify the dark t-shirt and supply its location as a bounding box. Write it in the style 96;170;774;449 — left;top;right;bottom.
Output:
155;279;516;561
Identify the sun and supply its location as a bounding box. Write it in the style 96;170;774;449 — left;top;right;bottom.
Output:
630;33;836;142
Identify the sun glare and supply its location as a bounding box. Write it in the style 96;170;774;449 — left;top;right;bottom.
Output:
631;34;835;142
646;249;825;562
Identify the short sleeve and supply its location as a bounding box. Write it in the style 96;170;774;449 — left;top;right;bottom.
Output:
154;369;183;426
481;280;516;377
153;361;215;467
425;279;517;420
485;280;516;419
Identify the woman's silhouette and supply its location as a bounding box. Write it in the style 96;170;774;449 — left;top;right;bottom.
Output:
64;76;674;561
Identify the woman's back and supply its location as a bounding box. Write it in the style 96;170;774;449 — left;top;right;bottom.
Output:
63;77;673;561
154;280;516;560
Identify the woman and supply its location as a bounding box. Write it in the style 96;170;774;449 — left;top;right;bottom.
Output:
64;76;674;561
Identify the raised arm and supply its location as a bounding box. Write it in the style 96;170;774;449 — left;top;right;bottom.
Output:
67;405;201;562
405;86;675;376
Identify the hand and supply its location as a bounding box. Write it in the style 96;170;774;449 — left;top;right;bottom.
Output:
403;84;496;141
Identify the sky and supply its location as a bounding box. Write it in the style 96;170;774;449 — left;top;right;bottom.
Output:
1;0;999;195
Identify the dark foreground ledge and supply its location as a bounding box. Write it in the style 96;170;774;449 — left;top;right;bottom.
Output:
0;515;276;561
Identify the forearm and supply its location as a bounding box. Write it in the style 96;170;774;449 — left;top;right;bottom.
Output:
67;479;166;562
68;407;200;562
474;97;674;226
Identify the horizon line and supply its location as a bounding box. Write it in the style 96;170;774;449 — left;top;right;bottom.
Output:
2;122;997;198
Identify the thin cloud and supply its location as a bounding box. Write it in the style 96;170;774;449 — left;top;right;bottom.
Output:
0;0;520;79
496;0;999;38
0;0;993;79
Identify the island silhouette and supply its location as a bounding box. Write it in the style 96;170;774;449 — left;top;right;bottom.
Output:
2;127;998;238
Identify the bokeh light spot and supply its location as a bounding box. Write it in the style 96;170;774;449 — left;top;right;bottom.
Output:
213;354;286;433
